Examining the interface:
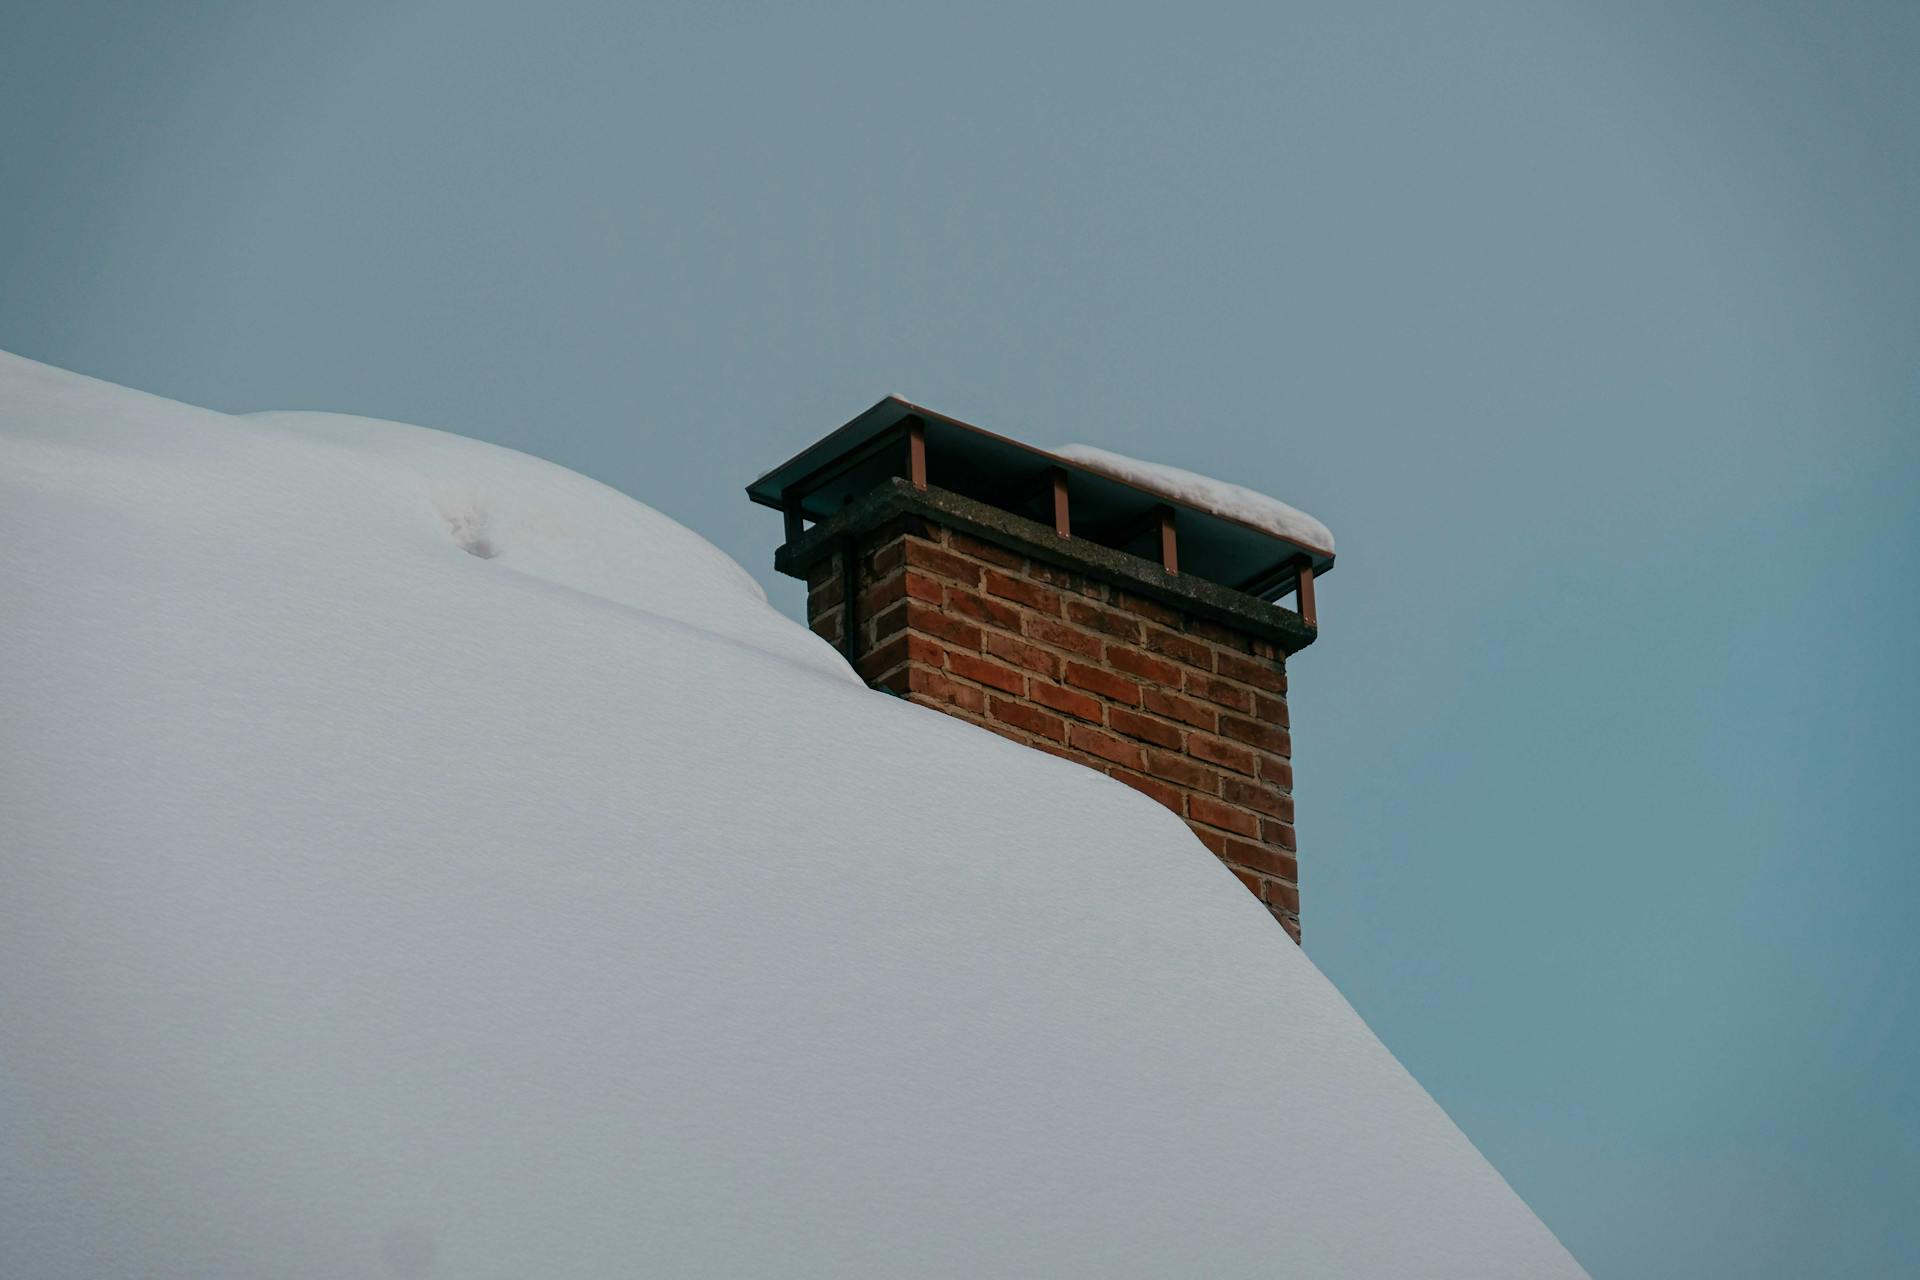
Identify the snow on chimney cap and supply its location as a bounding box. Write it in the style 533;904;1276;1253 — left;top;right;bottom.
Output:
746;395;1333;604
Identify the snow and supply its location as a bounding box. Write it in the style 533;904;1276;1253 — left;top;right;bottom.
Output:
1052;441;1337;553
0;350;1578;1278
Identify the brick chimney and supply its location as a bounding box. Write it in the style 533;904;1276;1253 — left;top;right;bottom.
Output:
747;398;1331;941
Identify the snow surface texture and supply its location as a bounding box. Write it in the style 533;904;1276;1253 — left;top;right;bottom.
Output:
1051;441;1337;554
0;352;1579;1278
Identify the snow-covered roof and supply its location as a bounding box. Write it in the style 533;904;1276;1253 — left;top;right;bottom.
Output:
0;351;1582;1278
1051;442;1336;554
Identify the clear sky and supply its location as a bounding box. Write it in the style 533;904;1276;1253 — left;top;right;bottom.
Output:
3;3;1915;1275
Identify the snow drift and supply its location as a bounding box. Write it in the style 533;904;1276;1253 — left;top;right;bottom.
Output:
0;352;1581;1278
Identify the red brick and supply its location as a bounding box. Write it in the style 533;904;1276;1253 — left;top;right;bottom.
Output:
839;517;1311;940
982;569;1062;614
1142;687;1217;731
1106;646;1181;685
1108;705;1184;750
944;585;1024;633
911;670;986;714
947;530;1027;571
1067;723;1144;770
903;537;984;587
904;571;945;603
870;600;907;641
988;696;1067;743
1141;625;1213;670
1189;733;1258;776
1218;650;1286;693
1219;714;1290;755
948;651;1026;696
1185;670;1255;712
1191;825;1229;857
1023;614;1104;659
809;610;842;645
856;633;909;682
1223;776;1292;820
1062;661;1141;705
1112;591;1183;628
1030;680;1103;723
1221;835;1297;882
1063;598;1145;644
805;558;839;590
905;634;947;668
1279;914;1302;943
858;571;906;615
1109;768;1184;814
906;600;983;650
1189;795;1260;838
1143;748;1216;791
985;631;1062;679
809;573;845;609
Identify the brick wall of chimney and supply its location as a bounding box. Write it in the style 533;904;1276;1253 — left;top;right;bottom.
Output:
807;514;1302;941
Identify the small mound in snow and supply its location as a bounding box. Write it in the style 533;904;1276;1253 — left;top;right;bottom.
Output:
245;408;853;682
436;496;499;558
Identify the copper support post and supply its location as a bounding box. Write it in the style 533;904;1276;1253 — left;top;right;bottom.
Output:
1051;468;1071;538
1296;560;1316;627
907;419;927;490
1158;506;1178;574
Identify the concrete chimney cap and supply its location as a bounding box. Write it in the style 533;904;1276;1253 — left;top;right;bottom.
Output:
747;396;1333;603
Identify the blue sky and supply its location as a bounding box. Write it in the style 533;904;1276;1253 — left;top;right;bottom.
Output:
4;3;1916;1274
